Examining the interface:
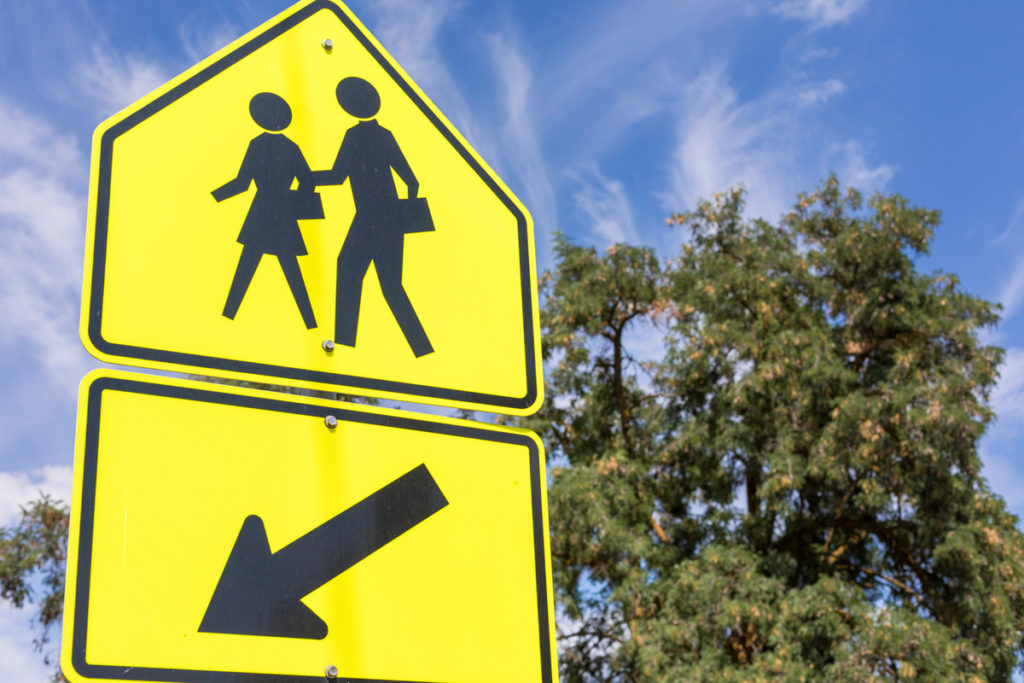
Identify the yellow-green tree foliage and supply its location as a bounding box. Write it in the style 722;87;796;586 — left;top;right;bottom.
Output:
0;495;69;682
520;177;1024;681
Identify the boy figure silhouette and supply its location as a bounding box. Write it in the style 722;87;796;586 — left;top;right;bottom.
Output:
316;77;433;357
213;92;319;329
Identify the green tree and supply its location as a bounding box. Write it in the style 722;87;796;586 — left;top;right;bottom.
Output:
523;177;1024;681
0;495;69;682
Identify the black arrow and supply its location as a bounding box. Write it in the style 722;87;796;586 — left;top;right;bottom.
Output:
198;463;448;639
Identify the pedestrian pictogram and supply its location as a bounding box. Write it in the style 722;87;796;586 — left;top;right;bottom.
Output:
62;371;557;683
80;0;542;414
214;91;322;331
322;76;436;357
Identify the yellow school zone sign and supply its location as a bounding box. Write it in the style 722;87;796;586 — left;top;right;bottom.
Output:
62;371;557;683
81;0;542;415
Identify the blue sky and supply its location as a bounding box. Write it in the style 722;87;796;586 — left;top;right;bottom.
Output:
1;0;1023;679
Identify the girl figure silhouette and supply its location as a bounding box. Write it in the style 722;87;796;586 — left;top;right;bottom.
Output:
212;92;319;329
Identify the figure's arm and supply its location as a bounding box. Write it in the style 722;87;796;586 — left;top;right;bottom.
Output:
211;143;255;201
314;133;353;186
311;169;337;185
387;131;418;198
293;145;315;192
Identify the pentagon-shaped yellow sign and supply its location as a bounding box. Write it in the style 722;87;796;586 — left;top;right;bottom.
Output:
62;370;556;683
81;0;542;414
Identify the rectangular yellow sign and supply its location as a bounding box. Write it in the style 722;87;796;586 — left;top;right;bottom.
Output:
62;370;557;683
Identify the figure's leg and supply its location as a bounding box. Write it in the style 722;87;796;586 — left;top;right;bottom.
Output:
335;231;374;346
276;255;317;329
223;248;262;319
375;237;433;357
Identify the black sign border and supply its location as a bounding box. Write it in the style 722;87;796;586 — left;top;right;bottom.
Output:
86;0;539;413
68;374;554;683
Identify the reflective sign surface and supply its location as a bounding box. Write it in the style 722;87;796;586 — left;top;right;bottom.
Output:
81;0;542;414
63;371;556;683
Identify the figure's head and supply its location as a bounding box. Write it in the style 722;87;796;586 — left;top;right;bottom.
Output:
336;77;380;119
249;92;292;131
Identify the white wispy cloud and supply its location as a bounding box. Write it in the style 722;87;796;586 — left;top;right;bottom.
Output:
0;166;89;384
569;165;638;245
357;0;553;263
0;99;92;386
0;466;72;527
568;59;681;165
826;140;895;192
993;196;1024;244
666;65;892;223
540;0;740;121
796;78;845;106
486;32;558;268
0;100;82;180
773;0;868;28
71;44;169;117
0;603;52;683
980;345;1024;519
992;347;1024;429
995;255;1024;321
800;46;839;62
666;63;796;222
360;0;458;73
359;0;496;161
178;16;242;63
979;443;1024;520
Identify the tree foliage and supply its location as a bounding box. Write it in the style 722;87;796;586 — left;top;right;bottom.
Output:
0;495;69;682
521;177;1024;681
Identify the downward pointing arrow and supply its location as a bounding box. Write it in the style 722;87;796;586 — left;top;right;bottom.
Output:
198;463;448;639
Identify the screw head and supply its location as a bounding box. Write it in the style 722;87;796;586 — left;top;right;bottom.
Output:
324;415;338;429
322;338;335;352
325;664;339;679
322;38;333;50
